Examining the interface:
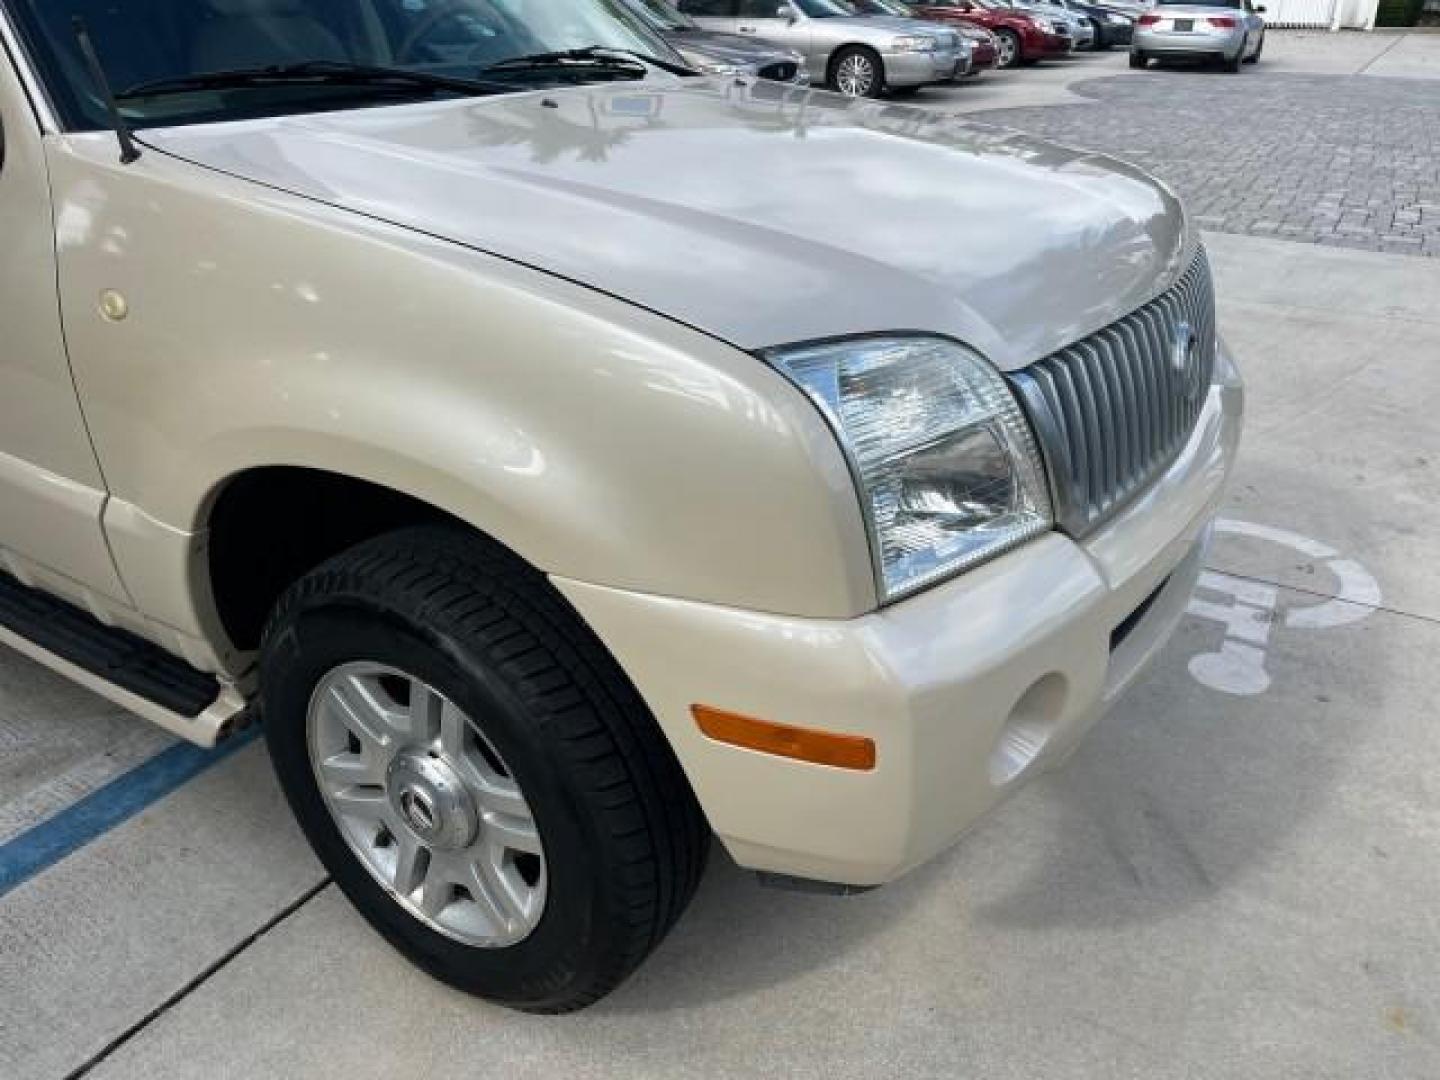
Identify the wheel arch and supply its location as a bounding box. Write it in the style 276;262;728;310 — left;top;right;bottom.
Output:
827;41;885;83
203;463;479;652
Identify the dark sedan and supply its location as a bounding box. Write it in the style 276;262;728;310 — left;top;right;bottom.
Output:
1027;0;1135;47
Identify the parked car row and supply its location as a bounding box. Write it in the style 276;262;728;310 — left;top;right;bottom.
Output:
635;0;1148;97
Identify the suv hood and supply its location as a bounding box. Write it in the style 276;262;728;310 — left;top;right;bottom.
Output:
144;81;1187;369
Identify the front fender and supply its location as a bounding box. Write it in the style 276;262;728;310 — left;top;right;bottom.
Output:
48;135;876;640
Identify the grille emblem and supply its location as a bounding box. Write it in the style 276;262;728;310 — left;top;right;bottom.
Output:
1172;320;1202;399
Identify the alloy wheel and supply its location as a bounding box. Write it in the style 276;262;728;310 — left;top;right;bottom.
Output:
835;52;877;96
307;662;547;948
997;32;1018;67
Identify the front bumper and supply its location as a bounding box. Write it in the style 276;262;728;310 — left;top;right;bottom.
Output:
883;46;965;87
557;347;1243;887
1029;29;1074;57
969;42;999;69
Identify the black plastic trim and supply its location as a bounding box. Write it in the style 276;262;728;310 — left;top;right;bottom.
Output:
0;568;220;718
754;871;877;896
1110;574;1170;654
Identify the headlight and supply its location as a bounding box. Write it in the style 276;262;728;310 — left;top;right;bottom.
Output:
766;337;1052;601
1108;12;1131;22
699;61;751;75
890;35;938;51
1033;17;1056;31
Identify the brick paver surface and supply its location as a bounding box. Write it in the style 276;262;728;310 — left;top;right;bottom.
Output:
974;70;1440;257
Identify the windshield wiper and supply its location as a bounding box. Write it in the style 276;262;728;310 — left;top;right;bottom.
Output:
118;60;505;101
480;47;695;79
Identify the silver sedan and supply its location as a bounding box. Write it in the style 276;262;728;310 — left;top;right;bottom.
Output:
1131;0;1266;71
677;0;967;96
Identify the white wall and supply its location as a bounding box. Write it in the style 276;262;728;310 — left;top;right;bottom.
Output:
1262;0;1378;27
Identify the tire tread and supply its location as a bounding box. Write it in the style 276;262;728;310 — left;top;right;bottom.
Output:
262;525;709;1012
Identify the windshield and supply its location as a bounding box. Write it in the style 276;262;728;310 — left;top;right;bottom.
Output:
622;0;697;30
794;0;860;16
9;0;681;132
851;0;916;14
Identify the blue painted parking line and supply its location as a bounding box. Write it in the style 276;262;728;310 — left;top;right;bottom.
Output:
0;726;262;900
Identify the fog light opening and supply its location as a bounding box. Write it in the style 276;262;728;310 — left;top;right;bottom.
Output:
988;673;1068;786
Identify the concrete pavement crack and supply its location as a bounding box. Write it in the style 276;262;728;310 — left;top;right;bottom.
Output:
62;877;334;1080
1203;562;1440;628
1357;31;1409;75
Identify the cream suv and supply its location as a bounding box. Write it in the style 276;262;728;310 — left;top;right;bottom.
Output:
0;0;1241;1011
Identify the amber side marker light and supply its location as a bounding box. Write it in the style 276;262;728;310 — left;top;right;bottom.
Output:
691;705;877;771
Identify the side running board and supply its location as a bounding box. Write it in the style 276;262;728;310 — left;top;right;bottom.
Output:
0;568;246;746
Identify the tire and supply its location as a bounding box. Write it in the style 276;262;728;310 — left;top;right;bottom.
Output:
1129;50;1147;69
829;45;884;97
1245;31;1263;63
260;525;710;1012
995;28;1021;68
1222;50;1241;73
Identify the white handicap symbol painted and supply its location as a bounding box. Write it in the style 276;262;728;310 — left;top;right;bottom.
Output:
1184;519;1381;696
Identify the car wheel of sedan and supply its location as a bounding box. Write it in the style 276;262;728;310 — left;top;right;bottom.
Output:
1245;31;1264;63
261;525;710;1012
1222;50;1242;73
831;46;884;97
995;29;1021;68
1129;50;1147;69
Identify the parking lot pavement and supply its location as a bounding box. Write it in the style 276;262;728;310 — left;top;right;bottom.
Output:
938;37;1440;256
64;591;1440;1080
4;37;1440;1080
982;73;1440;255
0;649;172;846
3;228;1436;1080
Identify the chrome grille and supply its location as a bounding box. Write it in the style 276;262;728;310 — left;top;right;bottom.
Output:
1008;246;1216;537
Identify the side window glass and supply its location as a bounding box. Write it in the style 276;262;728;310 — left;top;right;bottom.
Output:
677;0;736;14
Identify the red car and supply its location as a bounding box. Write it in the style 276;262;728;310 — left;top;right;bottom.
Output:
905;0;1073;67
961;23;1001;71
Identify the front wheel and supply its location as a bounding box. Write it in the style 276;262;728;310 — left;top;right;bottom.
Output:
995;29;1021;68
261;526;710;1012
830;45;885;97
1245;31;1264;63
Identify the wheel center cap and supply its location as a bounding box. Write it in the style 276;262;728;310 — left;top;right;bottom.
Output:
399;789;437;833
386;751;477;850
